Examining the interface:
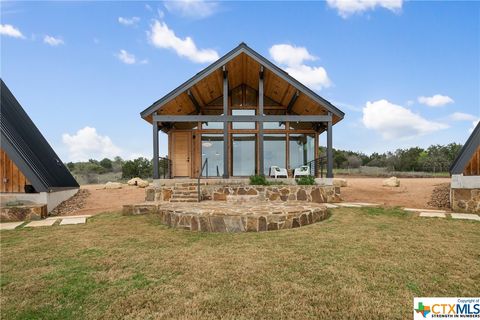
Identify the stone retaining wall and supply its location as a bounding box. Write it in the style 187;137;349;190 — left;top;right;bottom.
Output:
0;204;47;222
451;188;480;213
145;184;340;203
123;202;329;232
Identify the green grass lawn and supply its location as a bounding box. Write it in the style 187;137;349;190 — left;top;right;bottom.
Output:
1;207;479;319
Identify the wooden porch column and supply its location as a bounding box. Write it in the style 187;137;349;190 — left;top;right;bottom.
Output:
222;66;229;178
258;66;264;175
152;113;159;179
326;112;333;178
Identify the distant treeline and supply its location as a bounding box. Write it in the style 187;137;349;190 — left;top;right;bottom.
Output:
66;156;153;180
66;143;463;181
320;143;462;172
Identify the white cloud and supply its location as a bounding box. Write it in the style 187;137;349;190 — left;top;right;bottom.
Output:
43;35;64;46
327;0;403;18
62;127;122;161
164;0;219;19
418;94;454;107
0;24;24;38
449;112;478;122
269;44;331;90
118;16;140;26
148;20;219;63
269;44;316;67
362;99;448;139
116;49;136;64
115;49;148;65
284;65;331;90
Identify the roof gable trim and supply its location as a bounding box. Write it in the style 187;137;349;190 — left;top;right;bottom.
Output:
140;43;344;119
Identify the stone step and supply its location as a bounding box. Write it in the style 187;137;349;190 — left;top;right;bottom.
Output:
170;199;199;203
172;192;198;196
171;194;199;199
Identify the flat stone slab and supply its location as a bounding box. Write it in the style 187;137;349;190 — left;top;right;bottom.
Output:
404;208;446;213
24;219;57;227
46;215;91;220
0;222;24;230
325;203;339;208
60;217;86;225
450;213;480;221
336;203;362;208
419;212;446;218
351;202;380;206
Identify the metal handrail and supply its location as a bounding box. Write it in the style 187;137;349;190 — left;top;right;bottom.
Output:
197;158;208;201
158;156;171;179
305;156;326;178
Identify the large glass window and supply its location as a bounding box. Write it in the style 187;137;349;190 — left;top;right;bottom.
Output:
202;122;224;129
263;122;286;130
201;134;224;177
289;133;315;169
264;134;286;175
232;109;255;129
232;134;256;176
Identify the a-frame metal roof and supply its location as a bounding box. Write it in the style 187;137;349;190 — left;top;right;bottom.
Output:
0;79;79;192
450;121;480;174
140;42;344;120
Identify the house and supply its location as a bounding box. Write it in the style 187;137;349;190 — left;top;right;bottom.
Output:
450;122;480;213
0;79;79;217
140;43;344;181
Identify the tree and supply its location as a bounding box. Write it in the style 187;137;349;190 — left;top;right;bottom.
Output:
122;157;152;179
346;155;362;168
99;158;113;170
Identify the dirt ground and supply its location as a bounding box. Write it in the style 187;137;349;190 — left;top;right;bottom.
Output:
61;177;450;216
70;184;145;216
339;177;451;209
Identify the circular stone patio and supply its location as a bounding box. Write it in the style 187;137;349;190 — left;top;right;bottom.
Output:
124;201;329;232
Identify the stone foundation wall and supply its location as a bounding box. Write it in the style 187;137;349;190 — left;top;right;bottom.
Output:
0;204;47;222
451;188;480;213
145;184;341;203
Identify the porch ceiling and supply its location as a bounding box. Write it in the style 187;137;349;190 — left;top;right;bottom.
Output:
142;44;343;124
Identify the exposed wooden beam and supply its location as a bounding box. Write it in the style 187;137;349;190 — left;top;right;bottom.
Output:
153;114;332;122
287;90;299;114
187;90;201;114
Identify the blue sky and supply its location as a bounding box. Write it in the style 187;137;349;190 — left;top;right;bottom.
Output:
1;0;479;161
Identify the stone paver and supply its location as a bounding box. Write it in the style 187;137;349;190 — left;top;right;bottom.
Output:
59;217;86;225
404;208;446;213
46;215;91;220
24;219;57;227
351;202;380;206
0;222;24;230
336;203;362;208
419;212;446;218
325;203;338;208
450;213;480;221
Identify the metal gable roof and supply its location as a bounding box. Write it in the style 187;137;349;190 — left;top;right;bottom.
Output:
0;79;79;192
140;42;345;120
450;121;480;174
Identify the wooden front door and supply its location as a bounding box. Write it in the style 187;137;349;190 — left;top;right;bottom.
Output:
171;131;192;177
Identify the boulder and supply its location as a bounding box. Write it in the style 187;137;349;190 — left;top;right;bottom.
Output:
105;182;122;189
137;179;149;188
382;177;400;187
127;177;149;188
127;177;142;186
333;178;348;187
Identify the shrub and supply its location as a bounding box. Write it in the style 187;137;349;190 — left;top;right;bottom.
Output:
296;175;316;185
249;175;270;186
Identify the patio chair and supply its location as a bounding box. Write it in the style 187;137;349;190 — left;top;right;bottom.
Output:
293;165;310;178
269;166;288;179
